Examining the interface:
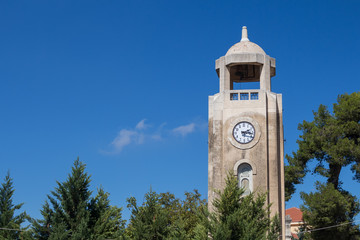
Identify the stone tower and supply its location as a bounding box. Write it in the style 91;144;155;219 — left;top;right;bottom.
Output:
208;26;285;238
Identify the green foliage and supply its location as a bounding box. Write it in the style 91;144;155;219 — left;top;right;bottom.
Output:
285;92;360;201
125;188;206;240
89;187;126;239
300;182;360;240
179;190;207;239
32;158;125;240
0;172;29;240
285;92;360;239
31;201;52;240
194;173;280;240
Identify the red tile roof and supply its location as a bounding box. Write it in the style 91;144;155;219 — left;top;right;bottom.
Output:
286;207;303;222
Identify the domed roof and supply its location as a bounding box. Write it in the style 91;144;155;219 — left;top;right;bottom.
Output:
226;27;266;56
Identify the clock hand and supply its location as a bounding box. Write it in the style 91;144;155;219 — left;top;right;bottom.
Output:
241;130;250;136
241;130;254;137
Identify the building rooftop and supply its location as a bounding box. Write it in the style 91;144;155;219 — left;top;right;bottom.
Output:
286;207;303;222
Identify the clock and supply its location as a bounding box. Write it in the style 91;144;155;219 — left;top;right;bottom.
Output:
233;121;255;144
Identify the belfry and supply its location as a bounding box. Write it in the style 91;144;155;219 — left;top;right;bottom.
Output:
208;26;285;238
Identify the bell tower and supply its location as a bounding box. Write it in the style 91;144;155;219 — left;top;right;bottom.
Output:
208;26;285;238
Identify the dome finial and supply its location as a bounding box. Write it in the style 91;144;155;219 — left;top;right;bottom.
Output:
241;26;249;42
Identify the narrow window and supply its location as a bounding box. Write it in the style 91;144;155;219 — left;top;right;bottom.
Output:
240;93;249;100
250;92;259;100
237;163;253;196
230;93;238;100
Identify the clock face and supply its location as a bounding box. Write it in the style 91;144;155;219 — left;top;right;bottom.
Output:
233;122;255;144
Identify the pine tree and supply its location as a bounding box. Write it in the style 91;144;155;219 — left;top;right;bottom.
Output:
0;172;28;240
285;92;360;200
285;92;360;239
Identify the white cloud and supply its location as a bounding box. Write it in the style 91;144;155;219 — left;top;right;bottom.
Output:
172;123;196;137
111;129;137;152
102;120;202;154
104;119;151;154
136;119;148;130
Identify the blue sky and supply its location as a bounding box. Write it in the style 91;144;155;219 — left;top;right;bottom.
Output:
1;0;360;221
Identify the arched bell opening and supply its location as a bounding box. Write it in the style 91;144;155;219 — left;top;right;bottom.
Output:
229;64;262;90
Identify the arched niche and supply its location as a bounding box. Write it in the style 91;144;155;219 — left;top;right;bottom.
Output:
233;159;256;196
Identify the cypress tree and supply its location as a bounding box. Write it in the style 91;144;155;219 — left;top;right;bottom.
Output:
126;189;206;240
89;187;126;239
47;158;91;239
33;158;125;240
126;189;171;240
194;173;280;240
